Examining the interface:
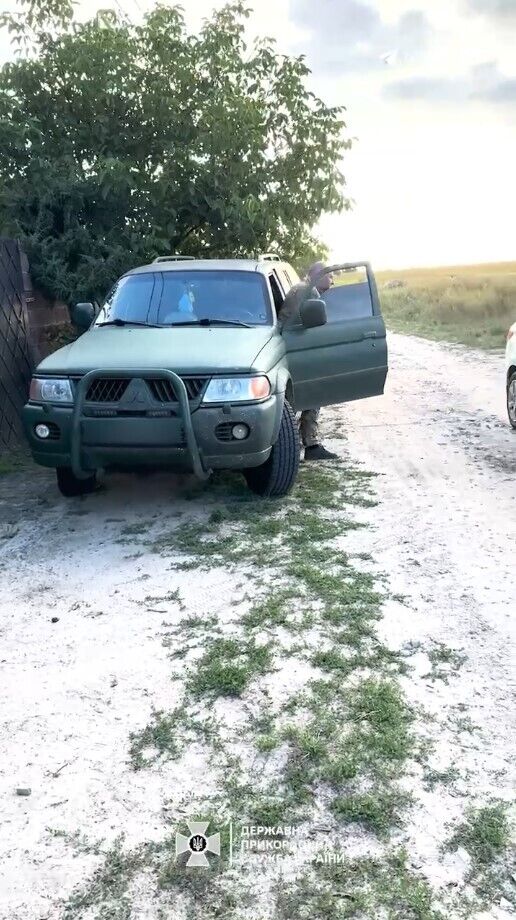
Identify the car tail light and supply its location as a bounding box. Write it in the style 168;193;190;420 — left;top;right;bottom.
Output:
507;329;514;341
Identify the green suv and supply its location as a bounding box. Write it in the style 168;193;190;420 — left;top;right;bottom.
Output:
23;256;388;497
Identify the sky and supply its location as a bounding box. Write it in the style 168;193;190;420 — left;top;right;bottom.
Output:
1;0;515;269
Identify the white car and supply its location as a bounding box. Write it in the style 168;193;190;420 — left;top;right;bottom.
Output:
507;322;516;429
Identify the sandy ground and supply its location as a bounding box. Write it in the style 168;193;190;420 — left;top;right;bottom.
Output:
0;332;514;919
336;334;516;911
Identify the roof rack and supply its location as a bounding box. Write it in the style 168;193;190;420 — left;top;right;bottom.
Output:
260;252;281;262
153;255;196;263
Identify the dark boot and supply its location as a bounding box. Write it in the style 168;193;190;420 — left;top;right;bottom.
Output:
304;444;339;461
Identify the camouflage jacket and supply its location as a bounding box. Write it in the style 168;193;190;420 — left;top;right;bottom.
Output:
278;282;319;326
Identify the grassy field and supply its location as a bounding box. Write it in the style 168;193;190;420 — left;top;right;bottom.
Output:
376;261;516;350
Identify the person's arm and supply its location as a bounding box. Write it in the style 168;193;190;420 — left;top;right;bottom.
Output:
278;282;318;326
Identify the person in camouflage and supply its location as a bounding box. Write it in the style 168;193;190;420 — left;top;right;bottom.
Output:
279;261;339;461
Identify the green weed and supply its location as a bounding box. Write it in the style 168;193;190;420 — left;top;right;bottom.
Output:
276;848;445;919
188;637;272;698
448;802;511;867
129;709;182;770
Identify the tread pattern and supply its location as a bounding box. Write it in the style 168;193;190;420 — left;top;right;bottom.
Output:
56;467;97;497
508;370;516;430
244;400;300;497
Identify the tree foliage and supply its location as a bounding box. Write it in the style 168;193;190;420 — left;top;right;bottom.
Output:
0;1;351;303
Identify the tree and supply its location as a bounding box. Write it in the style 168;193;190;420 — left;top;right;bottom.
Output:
0;1;351;303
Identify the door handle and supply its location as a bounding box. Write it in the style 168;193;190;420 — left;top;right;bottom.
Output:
363;331;377;339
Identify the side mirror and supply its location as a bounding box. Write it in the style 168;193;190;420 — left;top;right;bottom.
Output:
71;302;95;330
300;298;327;329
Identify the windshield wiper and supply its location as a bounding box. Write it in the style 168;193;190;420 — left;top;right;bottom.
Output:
171;318;252;328
97;319;161;328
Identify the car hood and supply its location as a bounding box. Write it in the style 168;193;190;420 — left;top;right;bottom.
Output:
37;326;276;376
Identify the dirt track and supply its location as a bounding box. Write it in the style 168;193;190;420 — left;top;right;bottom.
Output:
0;332;514;919
341;334;515;900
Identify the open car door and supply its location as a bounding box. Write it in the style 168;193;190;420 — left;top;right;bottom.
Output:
282;262;388;411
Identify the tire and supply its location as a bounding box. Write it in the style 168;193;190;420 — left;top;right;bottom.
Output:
244;400;300;497
56;466;97;497
507;371;516;430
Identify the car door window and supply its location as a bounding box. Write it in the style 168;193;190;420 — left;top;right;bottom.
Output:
279;270;293;293
268;272;285;318
283;261;387;411
321;267;374;321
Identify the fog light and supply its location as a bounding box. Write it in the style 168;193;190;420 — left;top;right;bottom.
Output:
232;423;249;440
35;424;50;439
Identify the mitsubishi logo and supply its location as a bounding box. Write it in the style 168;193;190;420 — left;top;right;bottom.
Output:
119;378;150;408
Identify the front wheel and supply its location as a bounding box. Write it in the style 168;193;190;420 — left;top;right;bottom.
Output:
56;466;98;497
243;400;300;497
507;372;516;430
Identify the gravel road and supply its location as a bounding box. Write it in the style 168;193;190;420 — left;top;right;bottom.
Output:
0;332;514;919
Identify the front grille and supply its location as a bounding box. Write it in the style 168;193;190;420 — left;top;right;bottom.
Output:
183;377;207;399
147;377;207;403
80;376;207;404
86;379;129;403
147;378;175;402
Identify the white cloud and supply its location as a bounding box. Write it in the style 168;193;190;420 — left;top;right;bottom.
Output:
385;60;516;104
289;0;433;73
467;0;516;17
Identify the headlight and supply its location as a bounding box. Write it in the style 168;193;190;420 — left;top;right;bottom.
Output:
29;378;73;404
202;376;271;403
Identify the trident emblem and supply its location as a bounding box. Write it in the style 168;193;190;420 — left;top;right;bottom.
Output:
175;820;221;868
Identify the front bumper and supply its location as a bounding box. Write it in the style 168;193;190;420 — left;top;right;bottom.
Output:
23;369;279;477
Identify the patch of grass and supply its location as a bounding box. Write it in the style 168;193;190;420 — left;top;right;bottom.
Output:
47;828;102;855
332;789;412;835
152;520;248;567
281;675;414;829
312;647;360;675
422;765;462;791
347;678;414;770
453;715;480;735
188;637;272;698
246;797;286;828
378;261;516;349
446;801;515;911
425;643;467;683
218;768;298;830
241;587;303;632
128;706;222;771
0;447;31;475
448;802;512;867
128;709;182;770
276;848;445;919
62;823;247;920
120;519;155;536
161;612;222;661
144;589;183;610
64;837;147;919
249;710;280;754
255;733;278;754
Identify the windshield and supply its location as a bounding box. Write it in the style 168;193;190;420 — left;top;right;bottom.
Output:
96;270;272;327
